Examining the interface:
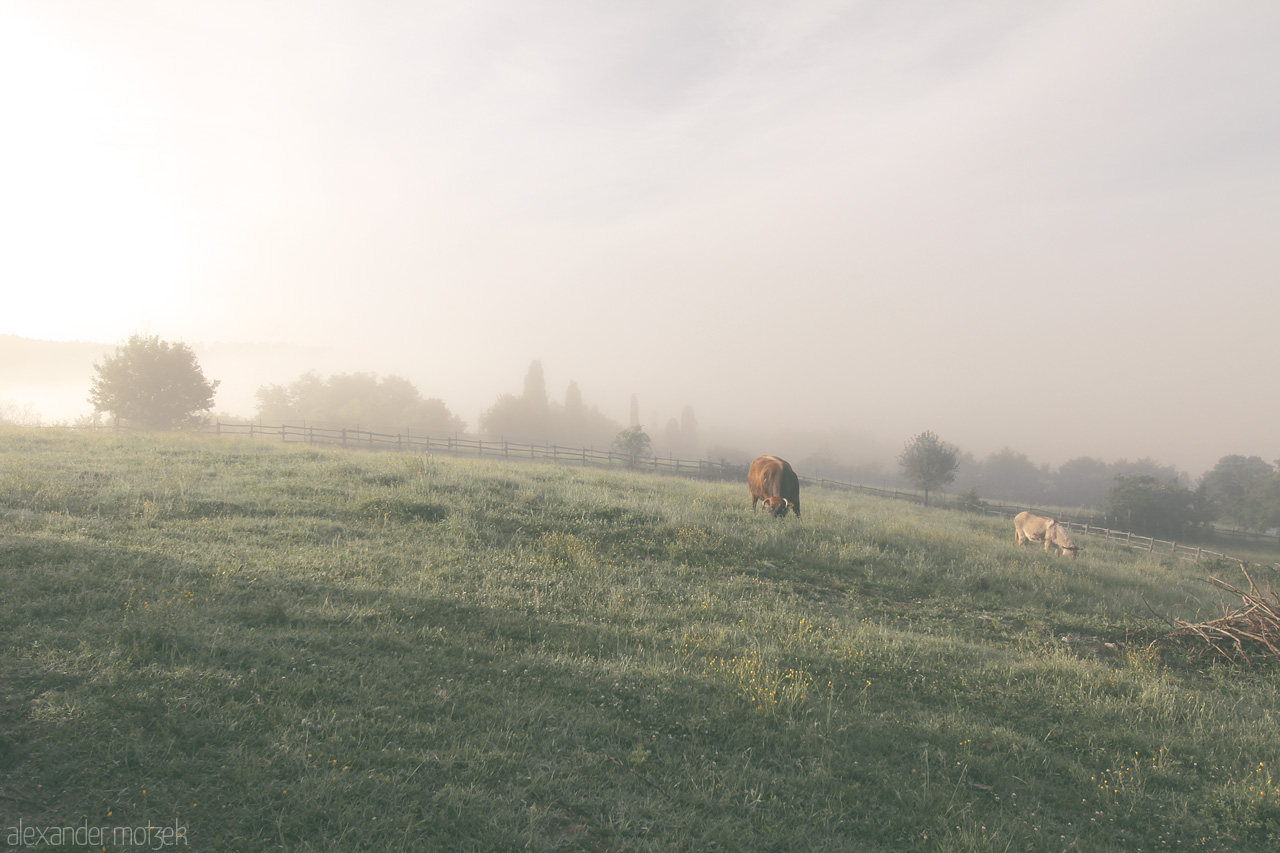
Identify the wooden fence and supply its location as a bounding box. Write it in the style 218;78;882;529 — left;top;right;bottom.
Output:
1054;520;1238;563
204;421;749;480
202;421;1255;565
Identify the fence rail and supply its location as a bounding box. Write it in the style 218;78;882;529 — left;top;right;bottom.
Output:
198;421;1258;566
204;421;749;479
1055;520;1236;563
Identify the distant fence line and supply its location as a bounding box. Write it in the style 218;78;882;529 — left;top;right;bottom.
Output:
205;421;750;479
201;421;1265;566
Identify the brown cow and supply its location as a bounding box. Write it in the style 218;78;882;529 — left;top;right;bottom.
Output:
748;455;800;518
1014;511;1079;557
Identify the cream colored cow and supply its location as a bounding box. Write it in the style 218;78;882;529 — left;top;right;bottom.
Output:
1014;511;1079;557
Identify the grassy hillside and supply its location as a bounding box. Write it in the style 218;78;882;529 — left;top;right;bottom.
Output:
2;430;1278;851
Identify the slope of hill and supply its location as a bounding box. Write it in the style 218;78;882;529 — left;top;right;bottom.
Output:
0;335;112;385
2;429;1276;850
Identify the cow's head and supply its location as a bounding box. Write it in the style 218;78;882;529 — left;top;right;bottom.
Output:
768;496;791;517
1055;533;1080;558
1050;524;1078;555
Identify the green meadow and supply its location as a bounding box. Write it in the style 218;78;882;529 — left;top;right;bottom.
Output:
2;430;1278;851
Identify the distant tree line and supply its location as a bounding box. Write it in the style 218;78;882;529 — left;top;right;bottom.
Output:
951;447;1184;510
254;360;668;460
953;448;1280;538
896;434;1280;540
479;361;617;448
254;371;466;436
476;361;691;456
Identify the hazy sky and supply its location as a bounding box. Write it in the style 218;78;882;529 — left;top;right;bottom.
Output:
3;1;1278;475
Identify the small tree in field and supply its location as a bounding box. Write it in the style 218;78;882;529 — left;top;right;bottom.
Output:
89;334;219;430
612;425;651;466
899;430;959;506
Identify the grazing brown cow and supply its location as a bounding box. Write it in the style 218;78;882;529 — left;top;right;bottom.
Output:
748;455;801;518
1014;511;1079;557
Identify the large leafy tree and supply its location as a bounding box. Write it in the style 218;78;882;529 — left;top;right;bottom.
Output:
1105;473;1200;538
1050;457;1112;509
974;447;1046;504
1199;455;1278;532
898;430;959;506
89;334;219;430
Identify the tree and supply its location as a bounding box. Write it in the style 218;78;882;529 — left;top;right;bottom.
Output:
1105;474;1199;538
678;405;700;457
612;425;651;464
662;417;682;451
656;405;700;458
89;334;219;430
1050;456;1111;509
1199;455;1277;532
522;360;549;414
898;430;959;506
975;447;1046;503
563;381;584;421
479;361;552;441
255;371;464;434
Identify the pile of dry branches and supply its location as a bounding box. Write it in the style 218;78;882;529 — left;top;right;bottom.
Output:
1168;562;1280;664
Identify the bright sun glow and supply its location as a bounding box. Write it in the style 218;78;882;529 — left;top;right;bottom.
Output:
0;12;197;342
